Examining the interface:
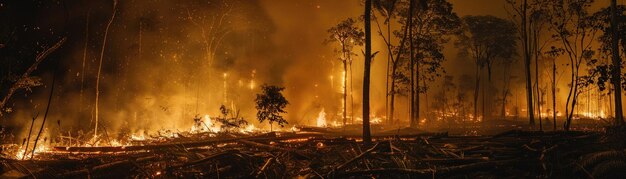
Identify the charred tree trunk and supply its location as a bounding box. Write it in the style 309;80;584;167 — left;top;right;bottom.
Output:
552;58;557;130
386;18;391;124
409;0;416;128
474;64;481;121
363;0;372;144
533;22;542;131
501;64;510;119
520;0;535;127
611;0;624;125
522;0;535;127
32;63;58;159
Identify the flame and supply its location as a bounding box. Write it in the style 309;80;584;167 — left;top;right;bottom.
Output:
316;108;327;127
131;133;146;141
14;143;49;160
371;116;382;124
239;124;256;133
204;114;221;132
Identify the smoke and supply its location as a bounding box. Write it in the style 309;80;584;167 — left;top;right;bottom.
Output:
1;0;379;141
2;0;616;143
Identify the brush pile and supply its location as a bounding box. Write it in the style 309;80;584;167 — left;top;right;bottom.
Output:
1;128;624;178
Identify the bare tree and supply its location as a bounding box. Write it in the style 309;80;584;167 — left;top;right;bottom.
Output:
373;0;398;124
325;18;364;129
544;0;597;130
94;0;117;140
506;0;536;127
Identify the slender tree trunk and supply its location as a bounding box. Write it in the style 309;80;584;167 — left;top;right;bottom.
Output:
482;69;486;122
390;67;397;125
350;60;354;125
80;11;90;116
363;0;372;144
533;24;542;131
23;114;37;160
386;18;391;124
423;80;428;123
474;64;481;121
611;0;624;125
409;0;417;128
343;60;347;129
522;0;535;126
95;0;117;140
552;58;557;130
501;65;509;119
32;65;57;159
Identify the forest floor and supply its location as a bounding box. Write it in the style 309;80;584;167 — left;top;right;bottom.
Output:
1;119;625;178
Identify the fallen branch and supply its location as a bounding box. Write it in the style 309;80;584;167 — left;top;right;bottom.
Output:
255;157;275;178
334;142;380;171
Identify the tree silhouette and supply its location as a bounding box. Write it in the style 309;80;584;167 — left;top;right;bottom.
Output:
255;85;289;131
325;18;364;129
363;0;373;144
456;15;517;122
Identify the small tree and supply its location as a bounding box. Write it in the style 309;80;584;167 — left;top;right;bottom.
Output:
255;85;289;131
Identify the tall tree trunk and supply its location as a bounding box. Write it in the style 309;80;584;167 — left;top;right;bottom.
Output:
80;11;90;116
32;64;57;159
611;0;624;125
390;67;397;125
482;69;486;122
386;18;391;124
534;26;542;131
343;60;347;129
363;0;372;144
474;64;481;121
522;0;535;127
350;60;354;125
409;0;417;128
95;0;117;140
552;58;557;130
501;64;510;119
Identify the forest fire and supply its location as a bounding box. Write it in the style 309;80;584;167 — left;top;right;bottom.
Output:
2;0;626;178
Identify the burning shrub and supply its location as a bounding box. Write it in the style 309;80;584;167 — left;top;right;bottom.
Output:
214;105;249;133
